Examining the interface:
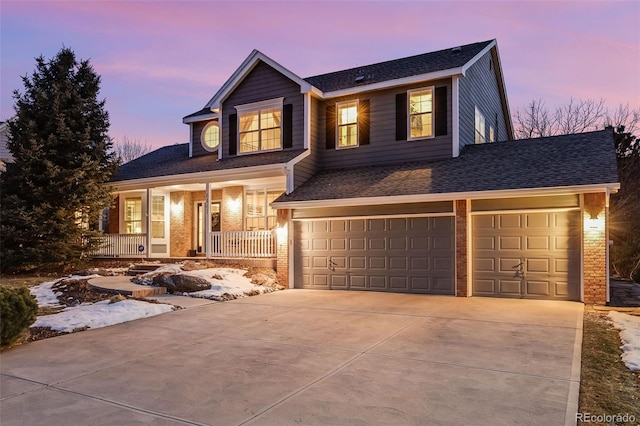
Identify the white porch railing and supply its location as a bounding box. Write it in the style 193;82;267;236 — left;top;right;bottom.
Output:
210;230;276;258
92;234;147;257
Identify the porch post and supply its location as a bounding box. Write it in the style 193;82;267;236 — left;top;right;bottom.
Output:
146;188;152;259
205;183;211;258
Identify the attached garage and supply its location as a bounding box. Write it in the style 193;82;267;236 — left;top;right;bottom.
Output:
472;210;582;300
294;215;455;294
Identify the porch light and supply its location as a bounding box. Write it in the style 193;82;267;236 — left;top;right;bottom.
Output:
228;197;241;213
171;201;183;216
276;224;288;241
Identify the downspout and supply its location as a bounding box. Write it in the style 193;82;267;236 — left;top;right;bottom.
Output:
205;182;211;259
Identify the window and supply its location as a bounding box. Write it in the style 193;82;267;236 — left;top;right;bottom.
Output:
408;88;433;139
475;106;486;143
337;100;358;148
236;98;283;154
201;121;220;151
151;195;165;238
245;189;282;230
489;125;495;143
125;197;142;234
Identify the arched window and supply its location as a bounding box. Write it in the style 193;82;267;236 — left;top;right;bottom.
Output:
201;121;220;151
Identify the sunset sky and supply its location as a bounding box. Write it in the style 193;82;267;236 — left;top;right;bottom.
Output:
2;1;639;149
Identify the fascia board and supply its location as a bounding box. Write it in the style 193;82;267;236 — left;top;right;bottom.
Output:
205;50;314;111
272;183;621;209
460;39;496;75
321;68;464;99
182;112;220;124
110;163;287;192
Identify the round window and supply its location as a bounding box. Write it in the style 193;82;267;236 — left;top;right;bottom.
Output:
201;122;220;151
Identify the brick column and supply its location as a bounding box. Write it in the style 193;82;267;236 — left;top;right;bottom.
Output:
221;186;244;231
276;209;290;288
455;200;469;297
583;192;607;305
169;191;192;257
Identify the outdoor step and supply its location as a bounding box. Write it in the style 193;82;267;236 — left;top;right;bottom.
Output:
126;263;162;276
88;276;167;298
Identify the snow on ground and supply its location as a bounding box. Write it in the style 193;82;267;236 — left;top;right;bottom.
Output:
141;266;274;300
32;299;173;333
29;274;174;334
608;311;640;371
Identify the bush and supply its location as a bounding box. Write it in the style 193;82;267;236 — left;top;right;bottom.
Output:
0;286;39;346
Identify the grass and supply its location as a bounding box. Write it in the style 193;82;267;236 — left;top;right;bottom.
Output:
578;310;640;424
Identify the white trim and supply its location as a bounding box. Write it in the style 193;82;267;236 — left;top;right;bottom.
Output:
579;194;585;303
205;50;317;111
461;40;496;75
303;93;310;150
183;112;219;124
322;68;464;99
234;97;284;113
287;213;294;289
145;188;151;259
291;212;455;222
272;184;621;209
205;183;211;258
469;207;581;216
200;121;220;153
452;76;460;157
406;86;435;142
188;123;193;158
335;99;359;149
605;188;611;303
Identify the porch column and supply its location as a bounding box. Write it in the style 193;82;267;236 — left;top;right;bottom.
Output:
146;188;152;258
455;199;470;297
205;183;211;258
583;192;607;305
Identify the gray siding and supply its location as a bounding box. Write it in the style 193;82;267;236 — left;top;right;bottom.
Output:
0;124;13;162
315;79;453;169
221;61;304;159
293;96;322;189
191;119;218;157
458;49;509;150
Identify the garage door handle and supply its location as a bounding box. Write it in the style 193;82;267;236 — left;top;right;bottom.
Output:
329;257;337;272
513;260;525;277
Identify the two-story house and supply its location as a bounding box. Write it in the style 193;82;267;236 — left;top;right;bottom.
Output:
106;39;619;305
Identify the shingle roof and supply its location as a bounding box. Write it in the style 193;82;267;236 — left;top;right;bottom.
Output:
274;130;619;204
304;40;494;92
111;145;305;182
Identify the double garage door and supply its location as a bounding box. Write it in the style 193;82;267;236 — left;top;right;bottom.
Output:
294;216;455;294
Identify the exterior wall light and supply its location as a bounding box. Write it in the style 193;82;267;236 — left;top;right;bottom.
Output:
171;201;183;216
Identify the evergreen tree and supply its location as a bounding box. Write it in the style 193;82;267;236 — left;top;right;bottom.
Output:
0;48;118;272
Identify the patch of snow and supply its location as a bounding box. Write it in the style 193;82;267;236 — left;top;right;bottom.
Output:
182;268;271;300
31;299;174;333
30;279;64;307
141;264;183;276
608;311;640;371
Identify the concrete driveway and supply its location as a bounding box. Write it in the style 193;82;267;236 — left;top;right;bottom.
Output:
0;290;583;425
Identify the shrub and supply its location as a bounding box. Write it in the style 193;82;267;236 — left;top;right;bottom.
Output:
0;286;39;346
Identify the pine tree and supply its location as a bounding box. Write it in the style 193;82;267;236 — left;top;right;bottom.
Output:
0;48;118;272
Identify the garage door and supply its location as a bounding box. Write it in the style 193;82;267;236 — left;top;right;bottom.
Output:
294;216;454;294
472;211;581;300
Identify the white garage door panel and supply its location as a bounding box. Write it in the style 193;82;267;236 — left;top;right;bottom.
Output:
472;211;581;300
294;217;455;294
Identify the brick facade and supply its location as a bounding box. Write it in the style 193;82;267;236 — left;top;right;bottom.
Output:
583;192;607;305
455;200;469;297
276;209;290;288
221;186;244;231
169;191;191;257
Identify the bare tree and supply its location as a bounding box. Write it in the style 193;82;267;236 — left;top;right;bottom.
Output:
113;136;152;164
514;97;608;138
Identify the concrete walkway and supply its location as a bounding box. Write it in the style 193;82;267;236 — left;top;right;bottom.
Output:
0;291;583;425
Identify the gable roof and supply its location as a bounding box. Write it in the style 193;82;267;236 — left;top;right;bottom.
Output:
305;40;494;93
273;130;619;206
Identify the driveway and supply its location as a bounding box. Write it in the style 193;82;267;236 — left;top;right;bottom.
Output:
0;290;583;425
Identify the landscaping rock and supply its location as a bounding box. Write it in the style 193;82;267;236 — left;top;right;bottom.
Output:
153;273;211;294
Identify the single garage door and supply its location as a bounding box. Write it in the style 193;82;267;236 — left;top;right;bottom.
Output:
472;211;581;300
294;216;454;294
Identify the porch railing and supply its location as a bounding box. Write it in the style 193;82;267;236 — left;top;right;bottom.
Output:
210;230;276;258
92;234;147;257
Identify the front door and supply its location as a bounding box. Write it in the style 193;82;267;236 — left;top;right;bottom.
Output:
195;202;221;254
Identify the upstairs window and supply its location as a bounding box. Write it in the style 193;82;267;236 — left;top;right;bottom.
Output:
201;121;220;151
236;98;283;154
408;87;434;139
475;106;486;143
337;100;358;148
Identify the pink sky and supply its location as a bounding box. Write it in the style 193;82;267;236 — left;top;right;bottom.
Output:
2;1;639;149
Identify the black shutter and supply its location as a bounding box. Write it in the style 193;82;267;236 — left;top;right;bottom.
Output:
283;104;293;149
395;93;407;141
359;99;370;146
326;105;336;149
228;113;237;156
435;86;448;136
